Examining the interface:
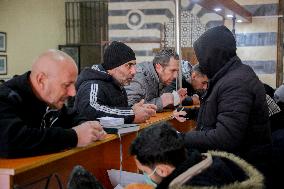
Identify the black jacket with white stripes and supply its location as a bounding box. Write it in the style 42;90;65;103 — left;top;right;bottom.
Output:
74;65;135;123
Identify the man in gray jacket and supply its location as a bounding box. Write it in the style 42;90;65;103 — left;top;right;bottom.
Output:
125;49;187;112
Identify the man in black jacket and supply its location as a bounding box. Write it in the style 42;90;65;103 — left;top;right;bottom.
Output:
0;50;106;158
182;26;271;175
73;41;156;124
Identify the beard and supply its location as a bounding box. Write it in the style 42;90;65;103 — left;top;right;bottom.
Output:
121;75;134;86
195;89;206;97
123;78;133;86
116;77;133;86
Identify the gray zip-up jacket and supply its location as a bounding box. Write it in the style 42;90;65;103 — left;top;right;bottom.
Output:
125;62;166;112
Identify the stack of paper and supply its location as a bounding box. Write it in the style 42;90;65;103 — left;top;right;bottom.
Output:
99;117;138;134
103;124;139;135
98;117;124;127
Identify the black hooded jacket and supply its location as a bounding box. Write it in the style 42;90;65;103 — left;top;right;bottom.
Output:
184;26;271;167
73;65;135;123
0;72;80;158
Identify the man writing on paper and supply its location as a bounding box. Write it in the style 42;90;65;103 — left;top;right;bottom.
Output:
74;41;156;124
0;50;106;158
125;49;187;112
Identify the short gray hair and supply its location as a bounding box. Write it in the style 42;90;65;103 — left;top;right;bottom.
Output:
153;49;179;67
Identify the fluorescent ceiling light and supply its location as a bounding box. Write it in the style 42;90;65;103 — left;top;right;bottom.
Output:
214;8;222;12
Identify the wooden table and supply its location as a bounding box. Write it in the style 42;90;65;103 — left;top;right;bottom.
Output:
0;112;195;189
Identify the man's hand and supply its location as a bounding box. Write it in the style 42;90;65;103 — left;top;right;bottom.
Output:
161;93;174;108
191;95;200;105
73;121;107;147
142;103;157;115
172;109;187;122
133;100;157;123
177;88;187;104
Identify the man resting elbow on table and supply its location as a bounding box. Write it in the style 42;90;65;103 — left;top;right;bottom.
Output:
73;41;156;124
0;50;106;158
125;49;187;112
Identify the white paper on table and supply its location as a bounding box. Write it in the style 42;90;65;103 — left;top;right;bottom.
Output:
107;169;146;188
98;117;124;127
114;184;124;189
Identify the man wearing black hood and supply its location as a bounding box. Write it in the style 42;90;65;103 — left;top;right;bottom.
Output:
183;26;271;176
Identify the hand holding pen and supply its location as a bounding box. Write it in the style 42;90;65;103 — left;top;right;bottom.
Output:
172;107;187;122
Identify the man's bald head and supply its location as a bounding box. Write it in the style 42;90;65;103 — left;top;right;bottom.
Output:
31;49;77;77
30;49;78;109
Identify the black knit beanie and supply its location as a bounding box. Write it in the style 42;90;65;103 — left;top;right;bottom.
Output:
102;41;136;70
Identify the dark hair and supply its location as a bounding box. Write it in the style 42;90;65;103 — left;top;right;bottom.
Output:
129;121;187;167
191;64;206;77
153;49;179;67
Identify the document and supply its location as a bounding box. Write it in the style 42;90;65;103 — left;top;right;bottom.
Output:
114;184;124;189
107;169;146;188
103;124;139;134
98;117;124;127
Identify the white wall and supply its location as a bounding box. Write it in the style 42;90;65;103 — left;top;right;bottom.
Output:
225;0;279;87
0;0;66;79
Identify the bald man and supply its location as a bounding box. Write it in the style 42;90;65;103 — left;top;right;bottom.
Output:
0;49;106;158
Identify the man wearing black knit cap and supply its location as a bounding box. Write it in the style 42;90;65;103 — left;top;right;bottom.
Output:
73;41;156;124
181;26;271;184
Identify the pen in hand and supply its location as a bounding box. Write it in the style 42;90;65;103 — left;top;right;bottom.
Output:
172;107;187;122
177;107;184;112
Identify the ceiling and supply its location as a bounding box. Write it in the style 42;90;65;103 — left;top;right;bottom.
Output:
192;0;252;23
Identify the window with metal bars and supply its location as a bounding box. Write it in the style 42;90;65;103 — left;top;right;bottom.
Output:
64;1;108;70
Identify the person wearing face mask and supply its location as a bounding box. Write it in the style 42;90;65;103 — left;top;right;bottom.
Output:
129;122;264;189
